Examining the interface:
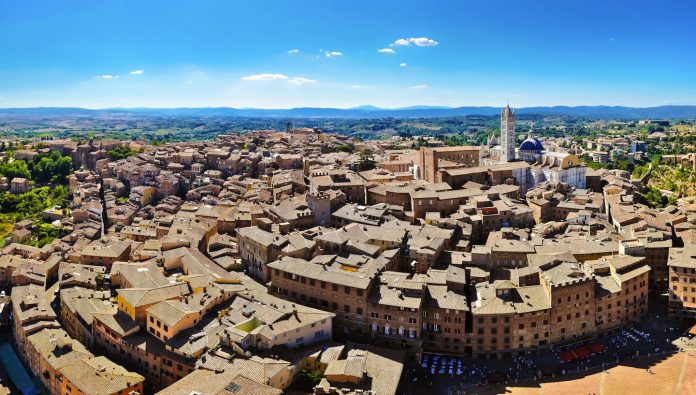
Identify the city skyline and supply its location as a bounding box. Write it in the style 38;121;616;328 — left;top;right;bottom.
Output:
1;0;695;108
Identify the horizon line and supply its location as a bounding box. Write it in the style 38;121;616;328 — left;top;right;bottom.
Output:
2;103;696;111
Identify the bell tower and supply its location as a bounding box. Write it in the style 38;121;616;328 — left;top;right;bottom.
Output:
501;103;516;162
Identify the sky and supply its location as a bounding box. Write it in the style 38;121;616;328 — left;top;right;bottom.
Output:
1;0;695;109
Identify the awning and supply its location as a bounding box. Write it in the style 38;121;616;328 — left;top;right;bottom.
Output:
688;324;696;336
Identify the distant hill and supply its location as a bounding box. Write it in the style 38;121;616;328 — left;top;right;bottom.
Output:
2;105;696;119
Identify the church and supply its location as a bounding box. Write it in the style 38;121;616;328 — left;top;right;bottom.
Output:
481;104;586;191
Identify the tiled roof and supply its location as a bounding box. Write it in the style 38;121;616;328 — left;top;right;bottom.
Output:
60;356;143;395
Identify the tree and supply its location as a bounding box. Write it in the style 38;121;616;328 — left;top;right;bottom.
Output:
31;221;63;247
357;148;376;172
0;159;31;180
296;369;323;390
0;186;68;219
641;185;667;208
29;151;73;184
0;193;19;212
336;144;353;153
108;145;142;160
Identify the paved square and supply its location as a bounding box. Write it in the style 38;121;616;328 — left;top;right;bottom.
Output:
482;352;696;395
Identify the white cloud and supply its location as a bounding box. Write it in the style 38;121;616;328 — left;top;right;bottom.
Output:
129;70;144;75
377;48;395;54
391;37;439;47
409;84;427;89
391;39;411;47
400;63;407;67
288;49;300;54
320;50;343;58
288;77;317;85
410;37;438;46
96;75;119;79
349;85;362;89
241;74;316;86
241;73;289;81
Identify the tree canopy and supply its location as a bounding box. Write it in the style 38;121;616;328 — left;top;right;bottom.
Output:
30;150;73;183
357;148;376;172
0;159;30;179
108;145;143;160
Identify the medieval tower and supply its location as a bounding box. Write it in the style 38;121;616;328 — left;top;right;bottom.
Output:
501;104;516;162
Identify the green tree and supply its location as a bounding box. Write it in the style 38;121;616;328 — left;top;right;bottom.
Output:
641;185;668;208
0;186;68;219
297;369;323;390
357;148;376;172
336;144;353;153
29;151;73;184
0;159;31;179
108;145;143;160
31;222;63;247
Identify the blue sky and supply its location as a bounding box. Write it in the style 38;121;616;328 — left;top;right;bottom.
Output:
1;0;695;108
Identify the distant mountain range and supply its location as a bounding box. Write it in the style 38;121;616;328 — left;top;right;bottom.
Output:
2;105;696;119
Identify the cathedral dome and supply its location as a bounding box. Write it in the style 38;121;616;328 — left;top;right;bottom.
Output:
519;137;544;152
